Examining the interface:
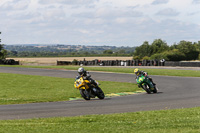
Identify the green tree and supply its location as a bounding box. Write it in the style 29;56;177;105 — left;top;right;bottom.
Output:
151;39;169;54
133;39;169;59
193;41;200;52
133;41;152;59
0;44;7;59
118;49;125;54
176;41;199;60
150;53;167;60
163;49;185;61
142;56;150;60
103;50;113;54
83;52;90;56
133;56;140;60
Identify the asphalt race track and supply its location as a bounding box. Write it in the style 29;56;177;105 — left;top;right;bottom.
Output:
0;67;200;120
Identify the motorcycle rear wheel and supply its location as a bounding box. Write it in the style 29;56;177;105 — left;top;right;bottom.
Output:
80;89;90;100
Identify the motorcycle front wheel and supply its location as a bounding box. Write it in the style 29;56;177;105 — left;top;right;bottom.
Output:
80;89;90;100
96;87;105;99
143;85;151;94
153;86;158;93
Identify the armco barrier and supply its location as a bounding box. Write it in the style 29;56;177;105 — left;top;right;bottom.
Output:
180;61;200;67
165;61;200;67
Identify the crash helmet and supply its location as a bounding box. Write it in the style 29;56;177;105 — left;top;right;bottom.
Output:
78;67;85;75
134;68;140;76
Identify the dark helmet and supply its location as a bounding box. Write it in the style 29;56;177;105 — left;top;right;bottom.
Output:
78;67;85;75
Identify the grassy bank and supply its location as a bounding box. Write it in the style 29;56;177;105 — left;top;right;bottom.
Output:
1;65;200;77
0;73;138;105
0;107;199;133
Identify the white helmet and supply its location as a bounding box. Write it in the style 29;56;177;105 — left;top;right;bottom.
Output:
78;67;85;75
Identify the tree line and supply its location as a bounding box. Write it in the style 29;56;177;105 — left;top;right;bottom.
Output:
133;39;200;61
4;45;134;57
1;39;200;61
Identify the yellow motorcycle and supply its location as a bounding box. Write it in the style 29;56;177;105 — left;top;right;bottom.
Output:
74;76;105;100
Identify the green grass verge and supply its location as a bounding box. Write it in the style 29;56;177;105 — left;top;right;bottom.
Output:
0;73;138;105
0;107;199;133
1;65;200;77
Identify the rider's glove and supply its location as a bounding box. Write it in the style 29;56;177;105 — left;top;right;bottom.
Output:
144;72;147;76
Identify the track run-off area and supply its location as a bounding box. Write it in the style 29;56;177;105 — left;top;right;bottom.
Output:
0;66;200;120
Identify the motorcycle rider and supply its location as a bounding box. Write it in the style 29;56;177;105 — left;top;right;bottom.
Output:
134;68;156;87
76;67;99;88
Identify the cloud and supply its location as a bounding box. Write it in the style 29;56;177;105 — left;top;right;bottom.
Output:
1;0;200;46
1;0;30;10
187;11;200;16
39;0;98;5
156;8;180;16
192;0;200;4
127;5;140;9
152;0;169;5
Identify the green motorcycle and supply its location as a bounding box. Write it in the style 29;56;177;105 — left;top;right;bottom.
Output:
136;75;158;94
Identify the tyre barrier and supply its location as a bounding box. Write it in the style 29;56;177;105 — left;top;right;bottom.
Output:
0;59;19;65
57;59;200;67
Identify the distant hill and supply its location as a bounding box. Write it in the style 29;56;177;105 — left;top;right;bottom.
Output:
5;44;136;57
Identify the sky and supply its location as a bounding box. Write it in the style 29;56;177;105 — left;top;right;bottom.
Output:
0;0;200;46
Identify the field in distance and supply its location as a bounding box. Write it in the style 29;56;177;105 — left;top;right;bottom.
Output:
7;57;133;65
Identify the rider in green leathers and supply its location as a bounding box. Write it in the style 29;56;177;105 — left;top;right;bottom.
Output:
134;68;156;88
